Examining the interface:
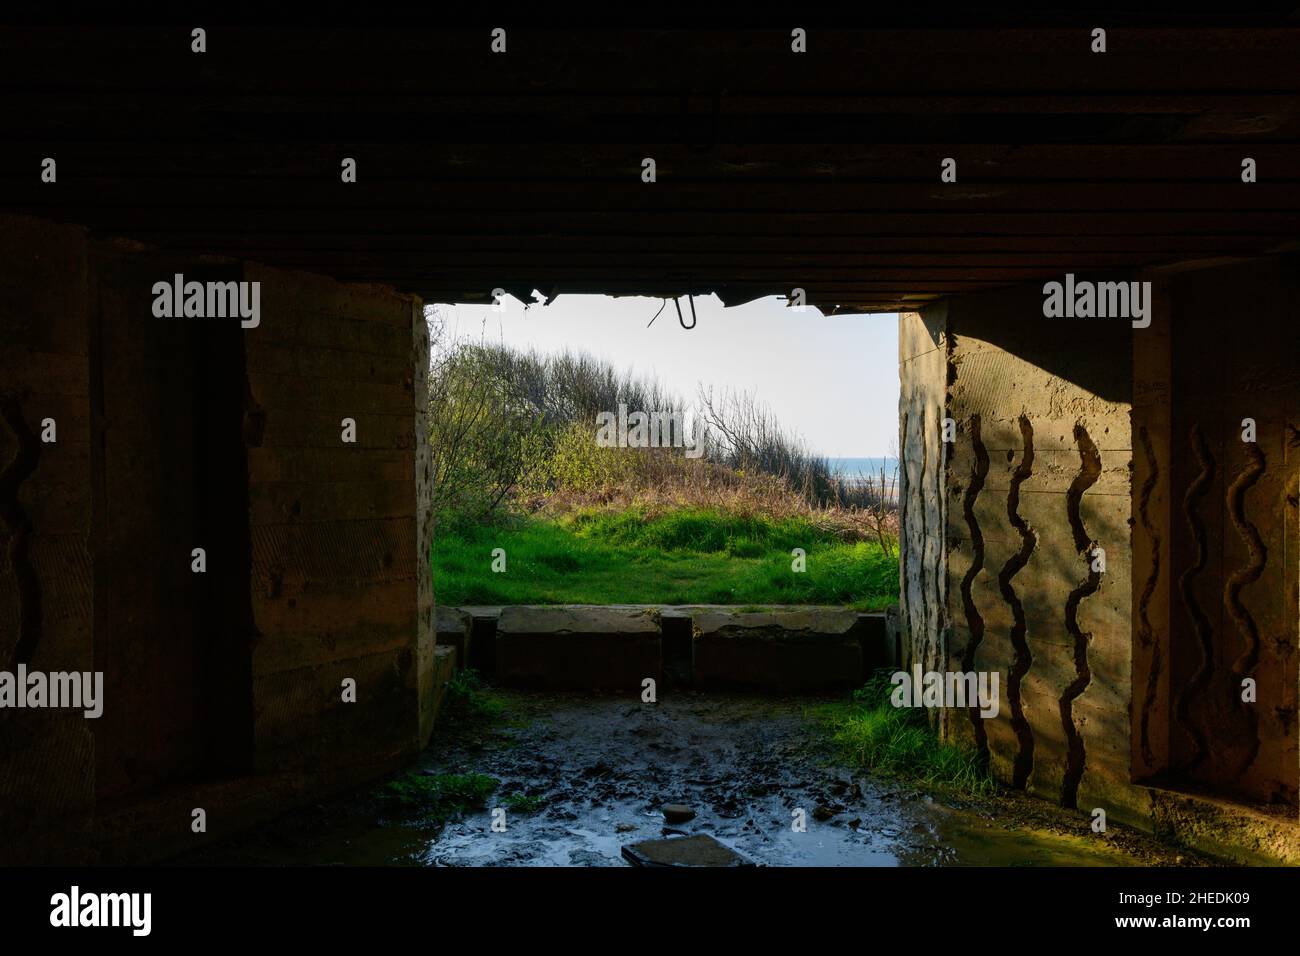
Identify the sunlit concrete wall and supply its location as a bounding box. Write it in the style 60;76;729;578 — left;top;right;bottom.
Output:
902;282;1140;821
900;261;1300;860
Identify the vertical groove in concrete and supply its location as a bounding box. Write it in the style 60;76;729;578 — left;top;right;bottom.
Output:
1175;423;1215;771
0;395;41;668
1224;442;1267;772
959;414;989;757
1136;425;1163;769
998;414;1037;790
1060;423;1101;809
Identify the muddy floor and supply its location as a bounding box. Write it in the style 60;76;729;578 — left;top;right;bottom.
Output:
177;689;1213;867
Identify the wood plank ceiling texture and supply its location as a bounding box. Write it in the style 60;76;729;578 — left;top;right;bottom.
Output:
3;15;1298;314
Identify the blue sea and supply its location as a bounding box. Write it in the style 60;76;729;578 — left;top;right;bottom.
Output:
826;457;899;480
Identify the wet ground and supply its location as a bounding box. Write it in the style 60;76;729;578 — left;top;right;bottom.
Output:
178;689;1212;867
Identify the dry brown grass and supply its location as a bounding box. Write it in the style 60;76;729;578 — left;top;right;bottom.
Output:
516;449;899;550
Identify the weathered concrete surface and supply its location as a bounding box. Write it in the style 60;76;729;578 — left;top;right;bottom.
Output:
495;606;661;690
1155;257;1299;807
903;284;1137;819
1148;789;1300;867
0;216;96;864
898;306;949;731
622;834;754;867
898;256;1300;862
92;242;256;805
429;645;456;731
459;604;882;690
412;299;436;749
692;608;865;691
436;604;473;670
244;262;425;776
0;214;434;862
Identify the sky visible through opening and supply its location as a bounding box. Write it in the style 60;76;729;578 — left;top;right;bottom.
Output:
432;292;899;460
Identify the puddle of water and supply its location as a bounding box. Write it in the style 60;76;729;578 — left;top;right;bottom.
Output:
178;690;1197;868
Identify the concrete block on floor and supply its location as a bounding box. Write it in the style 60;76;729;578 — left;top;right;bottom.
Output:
494;606;661;691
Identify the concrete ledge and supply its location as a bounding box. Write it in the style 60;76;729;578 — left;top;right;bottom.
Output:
452;604;884;692
495;606;662;691
435;605;472;670
1146;787;1300;866
692;608;865;691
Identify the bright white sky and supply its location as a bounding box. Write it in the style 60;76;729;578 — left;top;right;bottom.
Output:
431;292;899;458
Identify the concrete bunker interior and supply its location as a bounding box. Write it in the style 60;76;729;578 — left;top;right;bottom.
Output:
1;17;1298;866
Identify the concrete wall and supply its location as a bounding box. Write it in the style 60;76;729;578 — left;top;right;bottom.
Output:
900;258;1300;852
91;242;254;802
901;282;1141;820
0;217;96;862
0;215;433;862
897;306;948;734
1133;256;1299;807
243;264;429;775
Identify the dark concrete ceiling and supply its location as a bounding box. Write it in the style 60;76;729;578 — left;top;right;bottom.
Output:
3;15;1298;313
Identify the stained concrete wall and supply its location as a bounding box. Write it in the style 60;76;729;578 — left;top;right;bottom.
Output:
901;259;1300;854
1132;256;1299;808
0;215;434;862
90;243;254;802
902;281;1139;820
898;306;948;734
243;264;429;775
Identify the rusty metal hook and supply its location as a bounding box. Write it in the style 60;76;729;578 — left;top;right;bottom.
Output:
647;294;697;330
674;294;697;330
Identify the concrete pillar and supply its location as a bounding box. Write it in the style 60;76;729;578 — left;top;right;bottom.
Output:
243;264;426;775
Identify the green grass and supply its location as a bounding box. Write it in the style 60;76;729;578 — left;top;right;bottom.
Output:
380;771;498;823
501;792;546;814
813;671;996;795
446;667;505;720
433;506;898;610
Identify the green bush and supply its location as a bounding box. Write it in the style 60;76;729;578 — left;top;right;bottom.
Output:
516;421;635;498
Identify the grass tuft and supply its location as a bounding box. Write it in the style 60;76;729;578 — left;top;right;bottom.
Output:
502;792;546;814
446;668;505;720
814;671;996;795
380;771;498;824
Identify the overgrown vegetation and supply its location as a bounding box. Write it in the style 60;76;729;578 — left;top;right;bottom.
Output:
815;671;996;795
426;305;899;605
